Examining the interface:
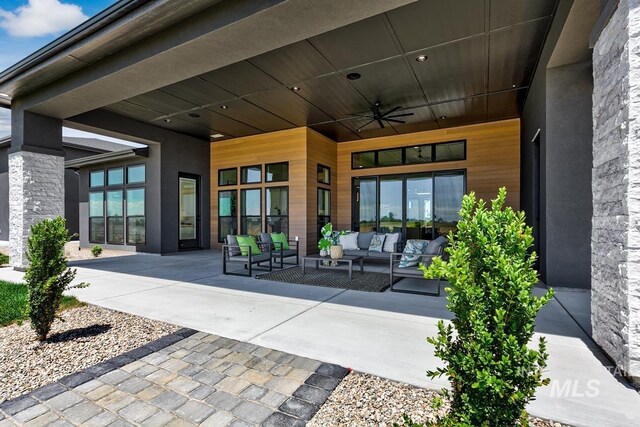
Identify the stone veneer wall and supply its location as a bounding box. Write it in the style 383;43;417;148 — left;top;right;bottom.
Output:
592;0;640;384
8;151;65;268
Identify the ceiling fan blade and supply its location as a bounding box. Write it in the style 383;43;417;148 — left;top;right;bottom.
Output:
350;113;375;118
377;118;385;129
381;106;402;117
356;119;376;132
386;112;415;118
385;119;406;124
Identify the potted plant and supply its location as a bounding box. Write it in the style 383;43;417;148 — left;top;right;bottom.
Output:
320;223;345;263
318;237;331;257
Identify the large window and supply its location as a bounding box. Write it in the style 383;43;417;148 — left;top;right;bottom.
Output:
89;192;104;243
241;189;261;236
219;168;237;186
265;163;289;182
352;170;465;239
266;187;288;234
241;166;262;184
317;188;331;239
106;190;124;244
218;190;237;242
126;188;145;245
352;140;466;169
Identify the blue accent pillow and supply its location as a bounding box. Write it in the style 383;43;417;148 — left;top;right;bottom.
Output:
399;239;427;268
368;234;386;252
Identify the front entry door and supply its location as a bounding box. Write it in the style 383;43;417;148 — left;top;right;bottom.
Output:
178;173;200;250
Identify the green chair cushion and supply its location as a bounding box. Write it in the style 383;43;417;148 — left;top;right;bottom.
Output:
270;233;289;250
236;235;261;256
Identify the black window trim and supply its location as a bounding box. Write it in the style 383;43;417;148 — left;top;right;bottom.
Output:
265;185;289;235
125;187;146;245
240;187;262;235
218;189;238;243
317;164;331;185
351;139;467;170
218;167;237;187
106;189;125;245
265;162;289;183
240;165;263;184
88;190;105;244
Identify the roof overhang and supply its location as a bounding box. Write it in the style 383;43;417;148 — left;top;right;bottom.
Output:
64;147;149;168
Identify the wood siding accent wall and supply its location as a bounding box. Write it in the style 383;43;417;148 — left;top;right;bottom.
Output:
211;120;520;255
306;129;338;254
336;119;521;230
210;128;309;253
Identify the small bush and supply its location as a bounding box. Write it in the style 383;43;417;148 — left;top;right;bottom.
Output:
91;245;103;257
24;217;88;341
0;253;8;265
418;188;553;426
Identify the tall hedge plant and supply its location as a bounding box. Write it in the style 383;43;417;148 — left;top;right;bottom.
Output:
25;217;87;341
420;188;553;426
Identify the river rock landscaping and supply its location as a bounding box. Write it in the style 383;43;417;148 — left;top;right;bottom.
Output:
0;304;178;403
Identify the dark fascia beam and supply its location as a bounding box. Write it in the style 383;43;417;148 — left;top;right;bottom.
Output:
10;0;416;119
64;146;148;168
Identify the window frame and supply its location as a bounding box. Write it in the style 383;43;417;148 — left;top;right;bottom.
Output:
218;168;237;186
218;189;238;242
107;167;125;186
126;188;146;245
88;191;105;244
89;170;105;188
317;164;331;184
351;140;467;169
240;188;262;236
265;186;289;235
106;189;125;245
240;165;262;184
265;162;289;183
126;164;146;184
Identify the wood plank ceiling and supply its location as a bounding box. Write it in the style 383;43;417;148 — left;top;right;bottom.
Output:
102;0;557;142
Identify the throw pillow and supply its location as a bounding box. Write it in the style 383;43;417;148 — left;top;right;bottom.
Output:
358;232;375;250
270;232;290;250
236;235;261;256
339;232;359;250
368;234;386;252
399;239;427;268
424;236;447;255
383;233;400;252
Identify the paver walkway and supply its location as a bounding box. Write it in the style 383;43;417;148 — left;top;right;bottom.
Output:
1;250;639;427
0;329;348;426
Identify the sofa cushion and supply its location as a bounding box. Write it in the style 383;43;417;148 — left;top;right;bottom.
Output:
392;263;424;276
358;232;375;250
368;234;386;252
226;235;241;256
344;249;369;257
270;232;290;250
236;235;261;256
424;236;447;255
399;239;427;268
339;232;359;250
383;233;400;253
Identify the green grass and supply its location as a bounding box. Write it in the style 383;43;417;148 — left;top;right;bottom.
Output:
0;253;8;265
0;281;84;326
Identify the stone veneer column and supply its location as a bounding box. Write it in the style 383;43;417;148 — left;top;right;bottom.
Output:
9;151;65;269
592;0;640;385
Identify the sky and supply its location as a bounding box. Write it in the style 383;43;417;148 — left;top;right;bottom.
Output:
0;0;141;146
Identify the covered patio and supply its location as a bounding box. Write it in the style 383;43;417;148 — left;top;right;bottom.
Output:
0;252;635;427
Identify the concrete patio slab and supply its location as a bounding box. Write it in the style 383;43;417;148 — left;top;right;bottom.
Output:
1;251;638;427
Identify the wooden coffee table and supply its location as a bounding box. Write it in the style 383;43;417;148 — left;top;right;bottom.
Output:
301;254;364;280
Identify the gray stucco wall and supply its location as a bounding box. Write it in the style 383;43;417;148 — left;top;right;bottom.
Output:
545;61;593;289
0;147;7;241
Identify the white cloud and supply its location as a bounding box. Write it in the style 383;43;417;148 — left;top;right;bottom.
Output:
0;108;9;137
0;0;88;38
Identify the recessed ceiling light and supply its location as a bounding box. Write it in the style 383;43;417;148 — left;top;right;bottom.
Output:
291;86;301;92
164;118;172;123
188;112;200;118
439;116;447;120
210;133;224;138
220;105;228;110
415;55;428;62
346;72;361;80
512;84;517;88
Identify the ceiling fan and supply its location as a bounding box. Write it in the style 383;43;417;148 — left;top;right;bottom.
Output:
353;101;414;132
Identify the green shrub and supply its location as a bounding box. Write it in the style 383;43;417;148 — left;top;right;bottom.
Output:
418;188;553;426
24;217;87;341
91;245;103;257
0;253;8;265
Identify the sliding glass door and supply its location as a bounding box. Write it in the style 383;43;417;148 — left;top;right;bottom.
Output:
352;170;465;239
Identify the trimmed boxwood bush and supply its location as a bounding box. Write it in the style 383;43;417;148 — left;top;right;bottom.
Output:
25;217;87;341
415;188;553;426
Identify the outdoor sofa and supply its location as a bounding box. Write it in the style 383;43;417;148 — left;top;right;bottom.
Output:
341;231;404;260
389;236;448;296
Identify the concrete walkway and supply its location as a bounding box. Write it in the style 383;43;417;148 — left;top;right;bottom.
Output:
1;251;638;427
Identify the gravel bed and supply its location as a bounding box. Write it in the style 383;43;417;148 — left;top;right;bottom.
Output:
309;371;569;427
64;241;135;261
0;304;178;403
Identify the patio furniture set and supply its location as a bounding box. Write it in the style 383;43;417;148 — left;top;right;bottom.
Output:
222;231;447;296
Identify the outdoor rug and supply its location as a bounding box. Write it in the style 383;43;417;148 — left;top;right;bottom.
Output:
256;266;393;292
